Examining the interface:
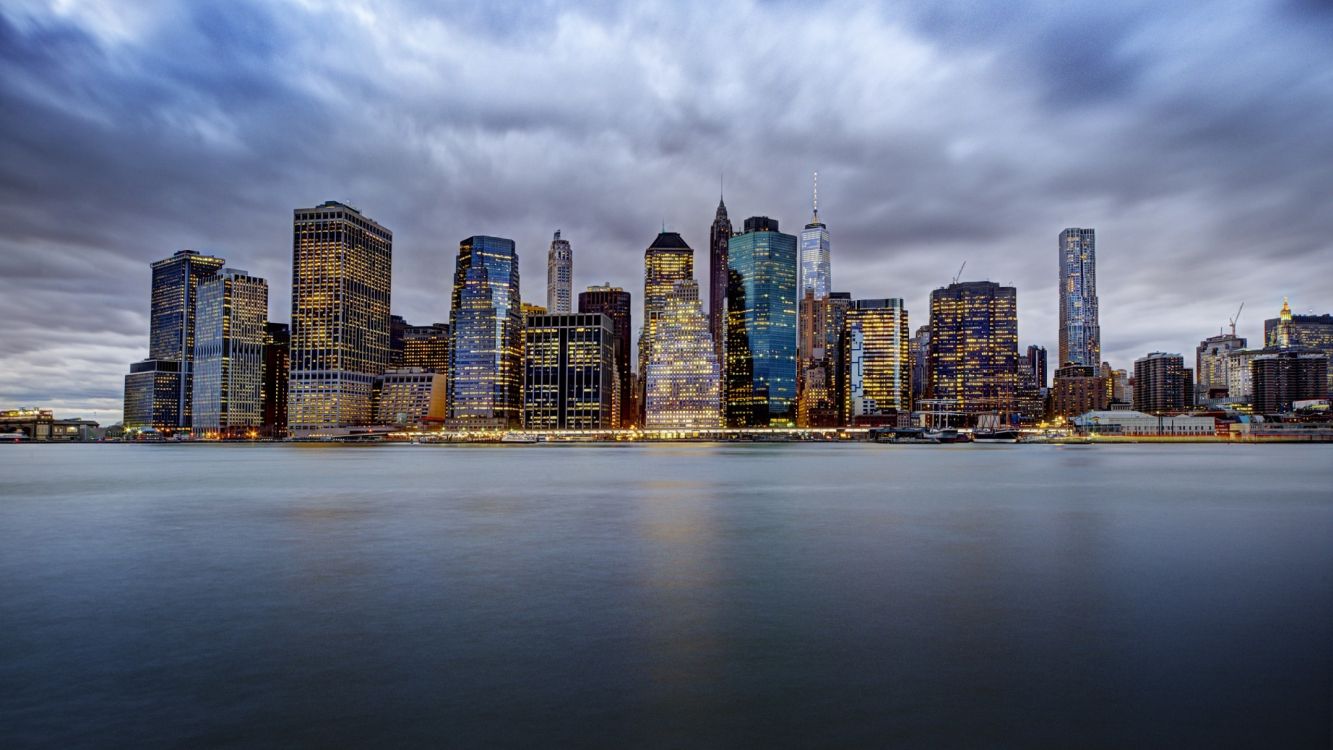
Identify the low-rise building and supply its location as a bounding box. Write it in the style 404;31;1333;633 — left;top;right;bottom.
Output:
0;409;100;442
1071;409;1217;436
373;368;446;428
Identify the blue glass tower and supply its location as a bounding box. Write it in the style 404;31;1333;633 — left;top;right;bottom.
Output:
725;216;798;427
1059;228;1100;368
448;236;522;428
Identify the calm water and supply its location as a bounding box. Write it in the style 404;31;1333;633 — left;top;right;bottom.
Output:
1;443;1330;748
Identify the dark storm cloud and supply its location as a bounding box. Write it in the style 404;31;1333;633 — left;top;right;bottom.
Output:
1;0;1330;420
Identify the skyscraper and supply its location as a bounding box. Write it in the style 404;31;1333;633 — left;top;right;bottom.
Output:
546;230;573;314
288;201;393;435
578;284;633;428
403;323;450;373
1133;352;1191;415
1196;331;1246;402
1058;228;1100;368
799;172;831;300
192;269;268;438
928;281;1019;415
645;279;722;430
796;291;837;427
1026;345;1049;389
826;292;853;425
1264;298;1333;396
448;235;522;429
909;325;932;406
640;231;696;405
262;322;289;439
842;298;911;425
146;249;226;428
725;217;798;427
708;191;734;367
1251;350;1328;414
524;313;618;430
122;359;182;433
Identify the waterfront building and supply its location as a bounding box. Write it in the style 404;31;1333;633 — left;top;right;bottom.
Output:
262;322;289;439
288;201;393;435
144;249;226;428
797;291;837;427
1196;331;1247;402
1264;298;1333;396
373;368;446;427
1071;410;1217;437
927;281;1019;415
1050;364;1110;420
448;236;522;429
725;217;798;427
403;323;450;373
546;230;573;314
1251;350;1328;414
192;269;268;438
841;298;910;426
1027;345;1049;389
0;409;99;442
578;284;633;428
1058;228;1100;368
645;279;721;430
708;193;734;368
1133;352;1192;415
123;359;182;432
799;173;831;301
524;313;618;430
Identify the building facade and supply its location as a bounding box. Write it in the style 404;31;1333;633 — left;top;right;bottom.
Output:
645;279;721;430
143;249;226;428
842;298;910;425
373;368;446;427
448;236;522;429
263;322;289;438
799;173;831;301
1026;345;1049;389
641;231;696;378
403;323;450;373
1058;228;1100;369
123;359;182;432
1264;298;1333;396
725;217;798;427
797;291;838;427
192;269;268;438
1072;410;1217;436
288;201;393;435
708;196;733;369
546;230;573;314
927;281;1019;415
1050;364;1110;420
578;284;633;428
1133;352;1192;415
1251;350;1328;415
524;313;617;430
1196;332;1247;402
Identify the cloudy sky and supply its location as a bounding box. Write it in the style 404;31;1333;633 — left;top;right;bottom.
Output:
2;0;1330;421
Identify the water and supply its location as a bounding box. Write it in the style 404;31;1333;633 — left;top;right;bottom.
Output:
1;443;1330;748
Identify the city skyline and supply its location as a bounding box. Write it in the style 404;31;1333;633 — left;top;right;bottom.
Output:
2;1;1332;420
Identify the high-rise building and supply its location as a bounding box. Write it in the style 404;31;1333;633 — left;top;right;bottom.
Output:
262;322;289;439
1196;331;1247;402
546;230;573;314
1226;348;1267;403
796;291;837;427
1026;345;1049;389
799;172;831;301
909;325;932;407
1058;228;1100;369
1251;350;1328;414
1110;368;1130;405
1264;298;1333;396
842;298;910;426
645;279;721;430
373;368;446;427
725;217;798;427
123;359;182;433
708;193;734;368
403;323;450;373
928;281;1019;415
192;269;268;438
524;313;618;430
1133;352;1191;415
640;231;696;407
1050;363;1110;419
389;314;409;367
448;236;522;429
145;249;226;428
826;292;854;424
289;201;393;435
578;284;633;428
1015;344;1047;423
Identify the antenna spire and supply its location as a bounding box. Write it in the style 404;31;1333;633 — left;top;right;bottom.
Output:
812;170;819;222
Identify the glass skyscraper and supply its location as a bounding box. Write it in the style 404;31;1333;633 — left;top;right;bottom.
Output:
192;269;268;438
288;201;393;435
448;235;522;429
1059;228;1100;368
524;313;618;430
546;230;573;314
645;279;721;430
725;217;798;427
578;284;633;428
928;281;1019;415
842;298;911;424
799;173;831;300
146;249;226;428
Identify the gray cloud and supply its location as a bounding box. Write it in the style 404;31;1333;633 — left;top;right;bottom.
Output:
1;0;1329;421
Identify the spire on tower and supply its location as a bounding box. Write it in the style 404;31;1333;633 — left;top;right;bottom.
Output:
811;170;820;223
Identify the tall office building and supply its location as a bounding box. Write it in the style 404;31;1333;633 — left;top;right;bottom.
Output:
796;291;837;427
546;230;573;314
192;269;268;438
146;249;226;428
389;314;409;367
1133;352;1192;415
403;323;450;373
1251;350;1328;414
1196;331;1247;402
725;217;798;427
645;279;721;430
578;284;633;428
262;322;289;438
448;236;522;429
928;281;1019;415
826;292;853;424
1264;298;1333;396
842;298;910;425
708;193;734;367
799;172;831;300
640;232;696;393
288;201;393;435
909;325;932;406
1058;228;1100;368
123;359;182;432
1026;345;1049;389
524;313;618;430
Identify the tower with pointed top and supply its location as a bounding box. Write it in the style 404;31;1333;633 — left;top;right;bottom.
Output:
546;230;572;314
799;172;831;300
708;184;734;368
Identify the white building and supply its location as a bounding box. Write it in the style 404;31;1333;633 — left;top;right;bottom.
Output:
1071;410;1217;436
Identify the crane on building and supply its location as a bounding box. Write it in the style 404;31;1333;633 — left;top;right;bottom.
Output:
951;261;967;286
1229;302;1244;338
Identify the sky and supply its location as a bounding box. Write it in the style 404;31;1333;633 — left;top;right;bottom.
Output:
2;0;1331;421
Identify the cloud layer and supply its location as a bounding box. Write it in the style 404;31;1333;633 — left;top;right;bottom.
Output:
2;0;1330;420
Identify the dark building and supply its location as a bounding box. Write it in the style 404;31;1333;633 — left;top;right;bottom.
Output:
524;313;618;430
1050;363;1110;419
928;281;1019;415
725;217;798;427
708;194;734;370
1133;352;1192;415
826;292;853;424
578;284;633;428
1252;350;1328;414
143;249;226;428
403;323;450;373
1265;299;1333;397
1026;345;1049;389
123;359;182;433
263;322;290;438
389;314;409;367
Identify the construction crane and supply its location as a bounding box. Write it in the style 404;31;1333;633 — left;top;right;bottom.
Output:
951;260;967;285
1229;302;1244;337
